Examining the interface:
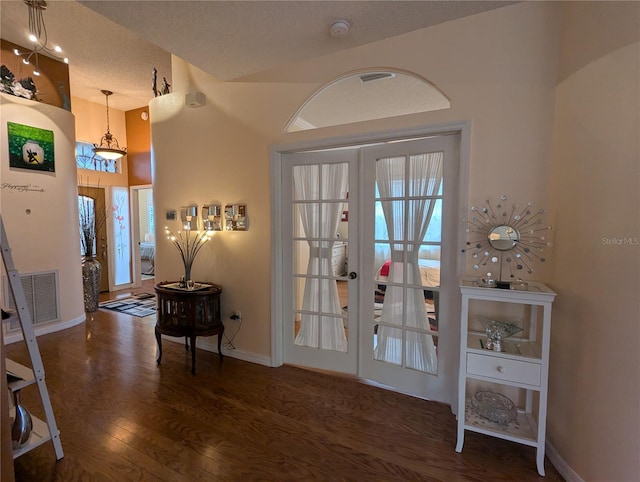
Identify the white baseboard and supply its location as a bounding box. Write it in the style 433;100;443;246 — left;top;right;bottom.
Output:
162;335;272;367
3;313;86;345
546;440;584;482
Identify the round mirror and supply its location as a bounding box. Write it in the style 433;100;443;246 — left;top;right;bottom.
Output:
488;225;519;251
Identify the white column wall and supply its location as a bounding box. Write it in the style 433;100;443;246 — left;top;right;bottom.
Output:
1;93;85;341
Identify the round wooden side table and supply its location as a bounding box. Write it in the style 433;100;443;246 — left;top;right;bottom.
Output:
154;282;224;374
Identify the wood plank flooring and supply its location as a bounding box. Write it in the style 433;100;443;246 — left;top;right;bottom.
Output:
6;283;563;481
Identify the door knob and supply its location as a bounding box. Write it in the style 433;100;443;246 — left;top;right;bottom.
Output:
348;272;357;279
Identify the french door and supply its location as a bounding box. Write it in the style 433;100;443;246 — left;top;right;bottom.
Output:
359;136;459;402
280;134;460;402
282;149;359;374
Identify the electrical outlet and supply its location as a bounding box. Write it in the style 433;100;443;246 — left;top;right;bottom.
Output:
230;310;242;320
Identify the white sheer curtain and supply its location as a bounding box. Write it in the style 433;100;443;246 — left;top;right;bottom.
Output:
294;163;348;352
373;153;443;373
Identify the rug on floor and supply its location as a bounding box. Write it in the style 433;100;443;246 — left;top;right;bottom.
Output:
99;293;156;318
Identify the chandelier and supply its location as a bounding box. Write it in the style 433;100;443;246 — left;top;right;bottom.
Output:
13;0;68;77
93;90;127;161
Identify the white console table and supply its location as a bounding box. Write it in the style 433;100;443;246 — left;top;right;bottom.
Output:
456;278;556;476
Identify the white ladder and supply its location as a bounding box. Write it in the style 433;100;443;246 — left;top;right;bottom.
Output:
1;215;64;460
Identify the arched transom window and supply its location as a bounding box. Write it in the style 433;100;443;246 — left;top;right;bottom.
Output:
286;70;450;132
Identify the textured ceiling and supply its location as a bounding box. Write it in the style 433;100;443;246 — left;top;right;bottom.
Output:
1;1;513;111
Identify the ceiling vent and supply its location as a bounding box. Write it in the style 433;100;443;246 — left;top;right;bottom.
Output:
358;72;396;83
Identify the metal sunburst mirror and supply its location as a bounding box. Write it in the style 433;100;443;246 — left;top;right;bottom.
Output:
462;195;552;283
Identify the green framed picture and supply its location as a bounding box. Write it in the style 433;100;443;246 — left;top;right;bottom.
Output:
7;122;55;172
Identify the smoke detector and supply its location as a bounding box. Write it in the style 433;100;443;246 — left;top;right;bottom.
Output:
329;20;351;38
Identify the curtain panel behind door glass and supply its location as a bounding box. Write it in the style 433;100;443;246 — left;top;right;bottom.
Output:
372;152;443;374
293;163;348;352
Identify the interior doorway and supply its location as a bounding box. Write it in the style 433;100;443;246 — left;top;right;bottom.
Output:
130;185;155;286
272;124;468;404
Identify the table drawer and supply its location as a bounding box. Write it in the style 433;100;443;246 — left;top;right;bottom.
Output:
466;353;541;386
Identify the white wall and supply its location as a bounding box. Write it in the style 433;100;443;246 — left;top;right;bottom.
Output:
548;3;640;481
0;93;85;339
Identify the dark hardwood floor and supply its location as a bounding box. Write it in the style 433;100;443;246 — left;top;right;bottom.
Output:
6;282;563;481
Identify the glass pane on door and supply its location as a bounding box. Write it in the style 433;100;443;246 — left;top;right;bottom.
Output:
292;163;349;353
282;147;358;376
371;151;443;375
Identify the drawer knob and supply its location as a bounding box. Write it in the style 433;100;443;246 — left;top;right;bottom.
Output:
497;366;506;373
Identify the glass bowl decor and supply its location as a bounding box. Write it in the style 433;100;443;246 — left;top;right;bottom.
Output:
472;391;517;425
477;315;523;352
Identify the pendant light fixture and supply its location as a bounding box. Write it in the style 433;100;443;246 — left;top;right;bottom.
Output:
93;90;127;160
13;0;69;77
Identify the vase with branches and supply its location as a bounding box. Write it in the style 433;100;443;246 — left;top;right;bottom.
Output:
78;177;107;311
165;213;213;285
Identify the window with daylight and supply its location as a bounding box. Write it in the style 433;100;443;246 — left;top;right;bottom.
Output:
76;141;120;173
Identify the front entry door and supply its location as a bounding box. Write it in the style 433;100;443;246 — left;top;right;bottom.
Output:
282;149;359;374
78;186;109;292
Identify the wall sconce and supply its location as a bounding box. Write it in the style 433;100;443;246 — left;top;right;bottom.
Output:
225;204;248;231
180;205;198;230
203;204;222;231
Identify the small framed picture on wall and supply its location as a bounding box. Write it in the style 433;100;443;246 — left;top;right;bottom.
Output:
341;191;349;222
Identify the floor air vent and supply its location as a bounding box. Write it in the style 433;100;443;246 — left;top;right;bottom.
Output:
3;270;60;332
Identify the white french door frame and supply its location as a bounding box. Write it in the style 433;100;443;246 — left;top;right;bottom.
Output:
270;121;471;404
129;184;153;289
359;135;460;403
281;150;359;373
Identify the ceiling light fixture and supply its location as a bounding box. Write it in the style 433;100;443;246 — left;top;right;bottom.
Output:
93;90;127;161
13;0;68;77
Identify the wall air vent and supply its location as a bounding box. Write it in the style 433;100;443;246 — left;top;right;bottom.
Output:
358;72;396;83
3;270;60;332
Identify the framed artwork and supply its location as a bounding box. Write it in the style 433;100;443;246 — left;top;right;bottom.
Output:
7;122;55;172
341;191;349;222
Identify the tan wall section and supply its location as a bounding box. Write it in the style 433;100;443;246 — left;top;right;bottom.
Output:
151;3;639;478
72;95;129;187
548;3;640;481
152;2;562;360
150;89;271;358
125;107;152;186
0;38;70;110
